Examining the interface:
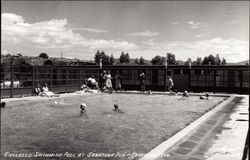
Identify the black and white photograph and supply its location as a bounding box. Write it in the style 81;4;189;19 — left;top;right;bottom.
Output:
1;1;249;160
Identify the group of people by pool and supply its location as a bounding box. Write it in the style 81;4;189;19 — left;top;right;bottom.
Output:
31;70;209;100
34;83;60;97
100;70;122;93
1;71;210;110
80;70;122;94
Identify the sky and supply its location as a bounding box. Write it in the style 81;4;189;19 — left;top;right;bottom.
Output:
1;1;249;62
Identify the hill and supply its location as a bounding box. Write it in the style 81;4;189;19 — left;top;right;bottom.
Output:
227;60;249;65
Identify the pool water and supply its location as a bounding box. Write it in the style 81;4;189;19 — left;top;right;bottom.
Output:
1;93;226;160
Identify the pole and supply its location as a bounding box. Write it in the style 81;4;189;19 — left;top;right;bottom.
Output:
65;68;68;93
10;57;14;98
164;64;167;92
189;62;192;91
77;68;79;90
213;68;216;94
99;58;102;89
164;55;168;92
50;67;53;91
32;66;35;95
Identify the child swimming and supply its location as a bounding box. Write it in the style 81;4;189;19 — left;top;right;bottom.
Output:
183;91;189;98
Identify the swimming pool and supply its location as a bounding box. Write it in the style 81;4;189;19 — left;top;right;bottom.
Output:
1;93;226;160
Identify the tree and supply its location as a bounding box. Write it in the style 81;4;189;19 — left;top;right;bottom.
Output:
94;50;101;64
44;59;54;65
94;50;111;65
221;58;226;65
119;52;130;64
215;54;221;65
14;57;30;66
55;60;69;65
39;53;49;59
119;52;126;64
202;56;209;65
193;57;202;65
166;53;176;65
139;56;146;65
101;51;111;65
134;58;139;65
151;55;165;65
110;54;115;65
202;54;215;65
17;53;23;57
5;53;12;58
124;53;130;63
184;58;192;65
208;54;216;65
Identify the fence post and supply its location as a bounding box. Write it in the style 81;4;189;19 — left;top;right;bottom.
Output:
240;70;243;88
213;69;216;94
32;66;35;95
188;69;191;92
78;68;80;90
99;59;102;89
10;58;14;98
50;67;53;91
164;68;167;92
188;62;192;92
65;68;68;93
164;61;167;92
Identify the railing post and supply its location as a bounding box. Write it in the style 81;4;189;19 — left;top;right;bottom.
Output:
188;62;191;92
240;70;243;88
188;69;191;92
10;58;14;98
32;66;35;95
164;59;167;92
65;68;68;93
164;68;167;92
213;69;216;94
99;58;102;89
50;66;53;91
78;68;80;90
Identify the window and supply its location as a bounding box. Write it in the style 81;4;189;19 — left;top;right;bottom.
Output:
167;70;172;76
194;70;201;75
182;69;189;74
173;69;181;74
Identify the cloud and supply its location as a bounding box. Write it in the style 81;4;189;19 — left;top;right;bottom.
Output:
140;38;248;62
194;33;208;38
128;30;159;37
71;27;108;33
188;21;201;29
1;13;137;51
79;39;138;50
1;50;9;55
171;22;179;25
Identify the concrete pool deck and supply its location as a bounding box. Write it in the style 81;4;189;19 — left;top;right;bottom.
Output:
140;95;249;160
0;90;230;103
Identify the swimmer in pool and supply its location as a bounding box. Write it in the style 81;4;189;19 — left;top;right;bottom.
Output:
200;93;209;100
183;91;189;98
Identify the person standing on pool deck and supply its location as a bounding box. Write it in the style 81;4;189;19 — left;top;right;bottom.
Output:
105;70;113;93
114;71;122;92
139;71;146;93
168;77;174;92
100;70;107;91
